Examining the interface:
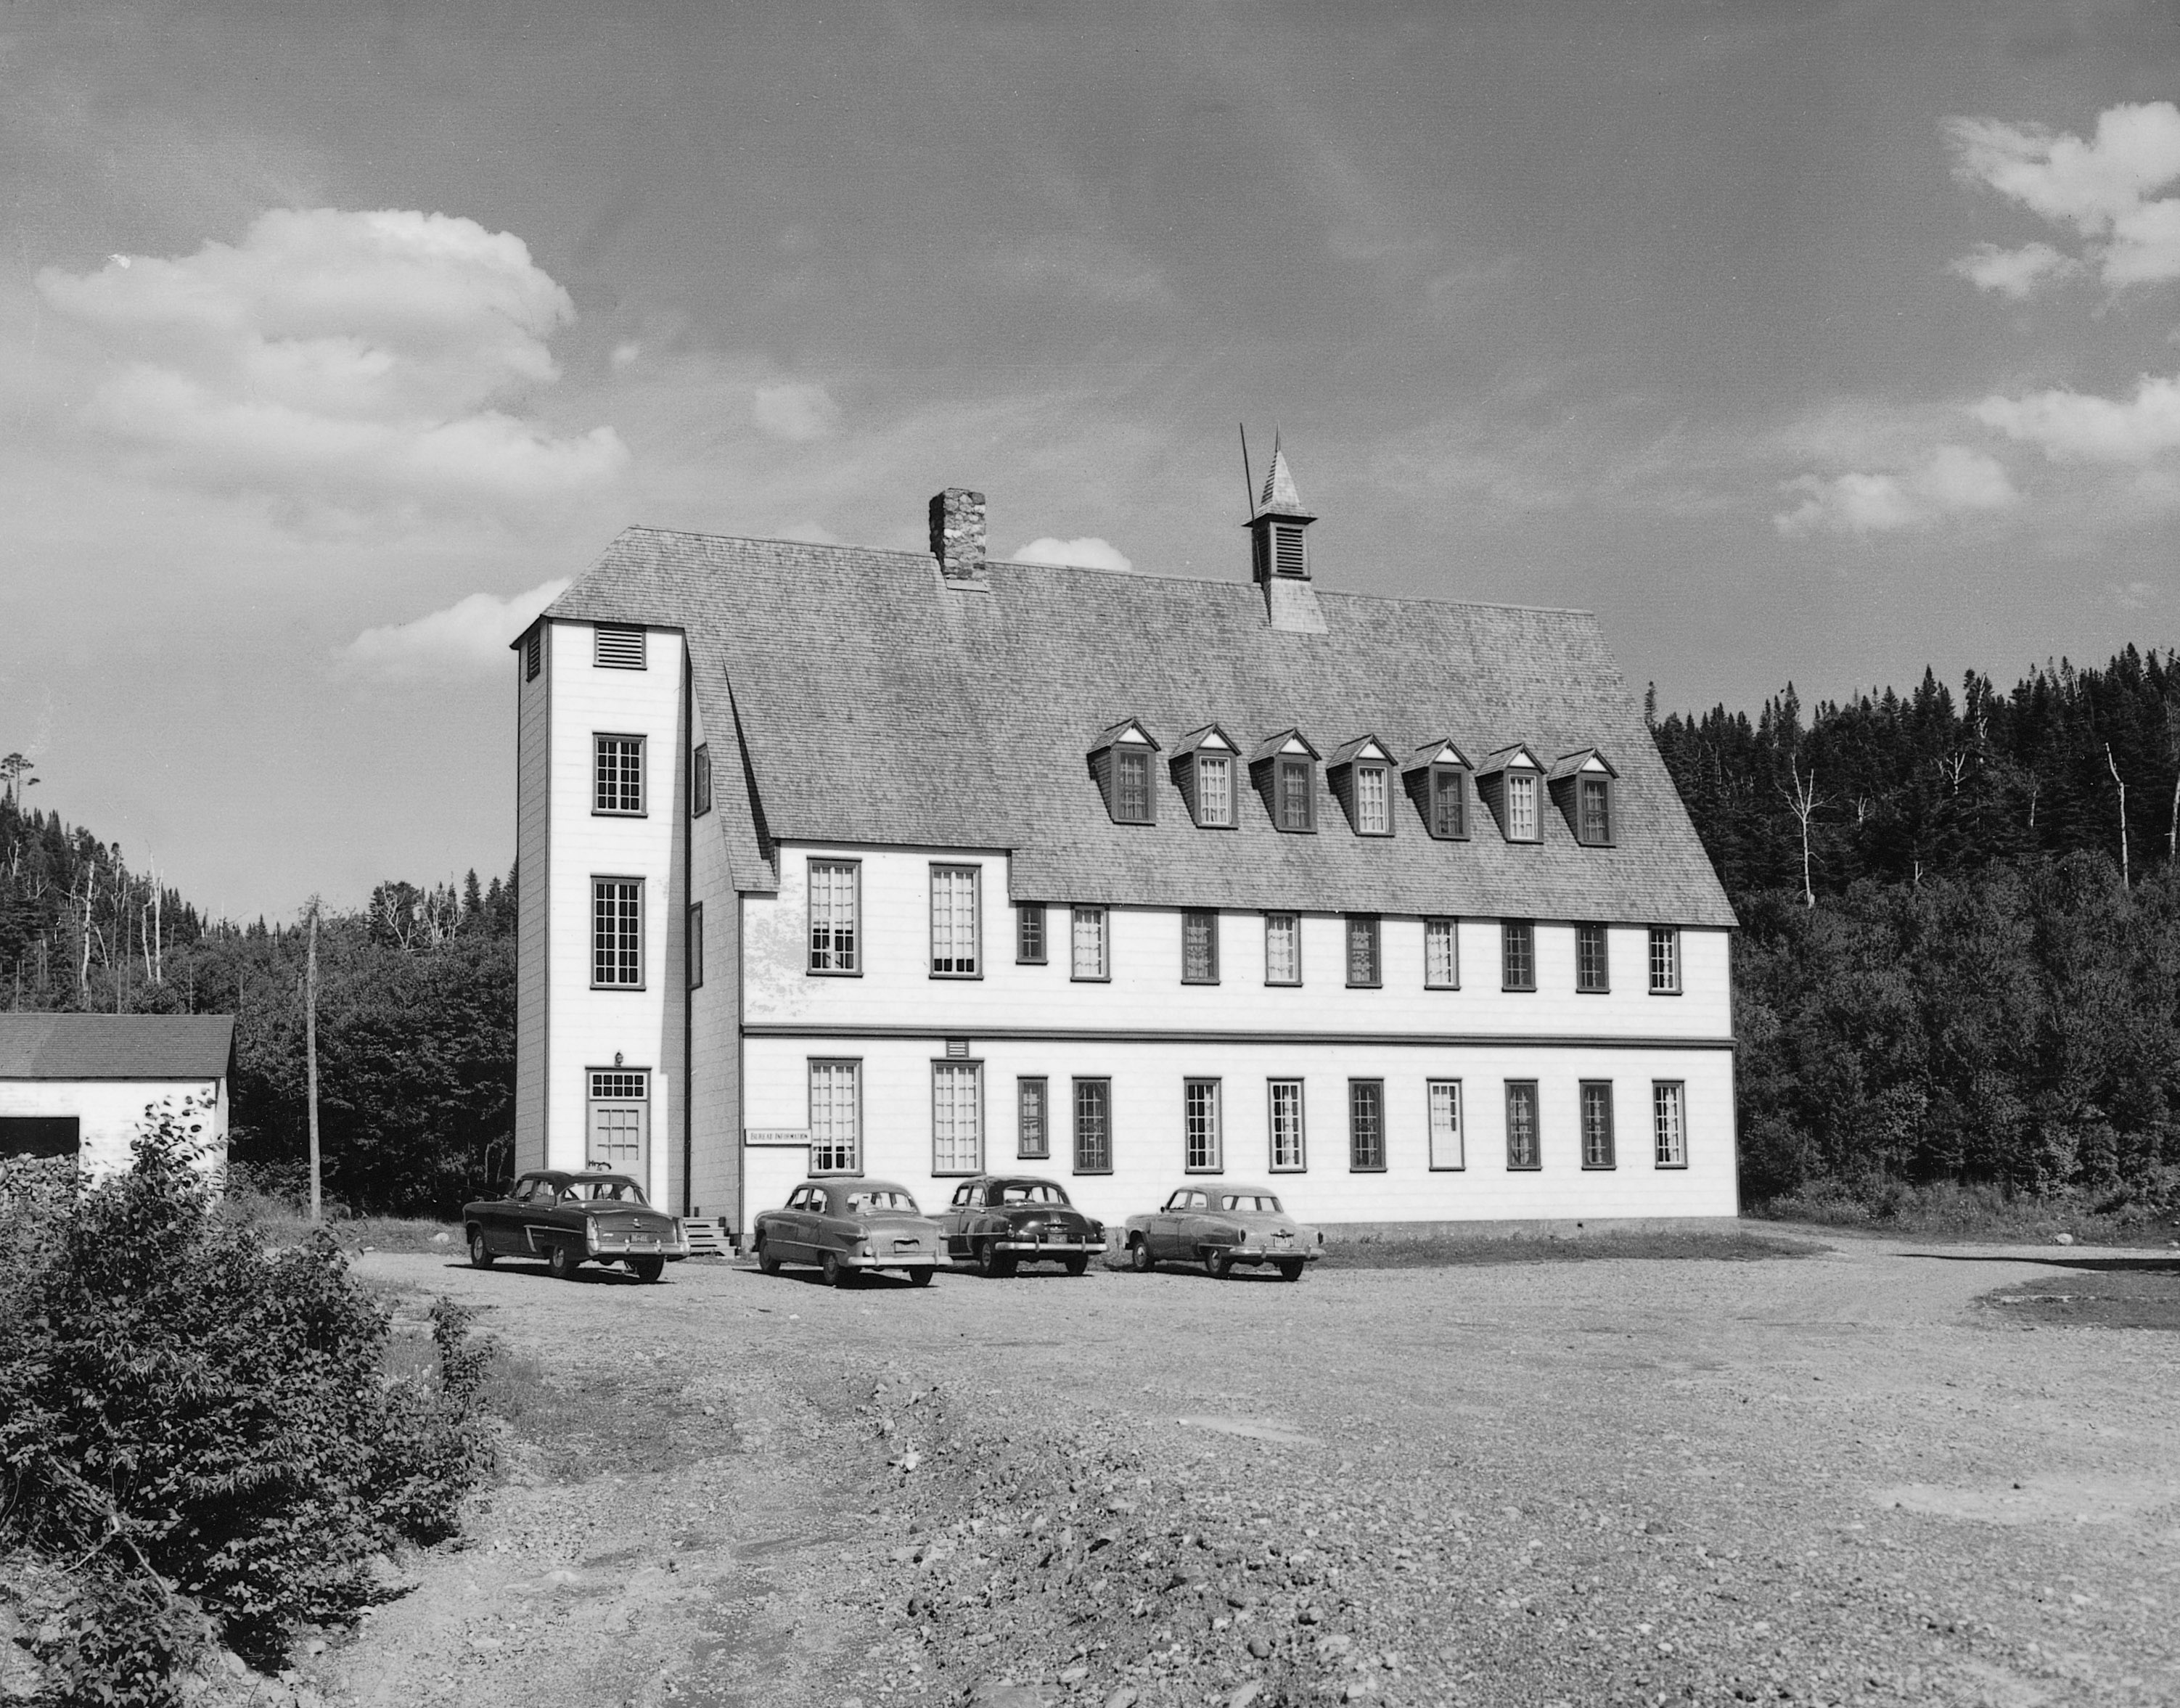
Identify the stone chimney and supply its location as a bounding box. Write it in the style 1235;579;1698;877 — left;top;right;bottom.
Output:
929;488;989;588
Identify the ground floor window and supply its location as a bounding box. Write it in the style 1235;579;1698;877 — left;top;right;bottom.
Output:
1184;1077;1222;1172
1017;1076;1049;1159
1580;1080;1615;1169
808;1059;861;1174
1073;1077;1112;1173
1504;1080;1540;1170
1348;1080;1385;1170
1427;1078;1463;1170
932;1061;983;1174
1652;1080;1687;1167
1268;1079;1306;1172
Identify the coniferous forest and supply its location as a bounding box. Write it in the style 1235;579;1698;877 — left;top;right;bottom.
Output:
10;648;2180;1220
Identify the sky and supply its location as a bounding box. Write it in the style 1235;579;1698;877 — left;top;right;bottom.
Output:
4;0;2179;921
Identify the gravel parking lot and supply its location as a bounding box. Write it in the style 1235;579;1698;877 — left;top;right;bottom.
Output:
321;1232;2180;1708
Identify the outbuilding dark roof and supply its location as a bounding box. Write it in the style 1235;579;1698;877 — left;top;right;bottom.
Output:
0;1014;236;1081
545;528;1736;928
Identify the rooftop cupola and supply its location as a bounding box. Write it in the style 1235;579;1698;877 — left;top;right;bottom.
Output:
1244;436;1326;633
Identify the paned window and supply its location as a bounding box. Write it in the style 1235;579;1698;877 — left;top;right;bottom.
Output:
589;1069;647;1101
1182;910;1219;984
1501;920;1536;991
808;1059;861;1174
1581;1080;1615;1169
1348;1080;1386;1171
1115;748;1152;823
1505;1080;1541;1170
594;624;645;670
524;628;542;681
1017;1077;1050;1159
1649;927;1681;994
1197;755;1233;826
1425;918;1460;989
1073;1078;1112;1173
808;861;860;974
1071;906;1109;980
1277;758;1314;832
1427;1079;1464;1170
1575;923;1610;993
688;903;703;990
930;865;981;977
1017;903;1046;964
692;743;712;817
1184;1078;1222;1172
1264;913;1301;985
1431;768;1466;838
932;1062;983;1174
1345;915;1381;988
1653;1081;1687;1167
591;879;642;988
1355;765;1390;834
1268;1080;1306;1172
1505;771;1538;841
1579;776;1613;845
594;735;644;815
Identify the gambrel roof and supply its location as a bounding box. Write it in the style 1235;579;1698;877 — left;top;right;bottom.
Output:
544;529;1736;927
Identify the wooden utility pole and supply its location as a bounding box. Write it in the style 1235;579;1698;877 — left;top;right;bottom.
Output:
306;900;322;1223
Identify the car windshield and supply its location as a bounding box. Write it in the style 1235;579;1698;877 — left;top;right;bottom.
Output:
844;1188;919;1215
997;1182;1068;1205
1219;1193;1282;1213
559;1177;648;1204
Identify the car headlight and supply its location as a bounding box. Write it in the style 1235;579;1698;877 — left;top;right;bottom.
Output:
859;1243;874;1258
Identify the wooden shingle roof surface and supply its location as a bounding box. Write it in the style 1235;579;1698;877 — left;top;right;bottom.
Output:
548;528;1737;927
0;1014;236;1080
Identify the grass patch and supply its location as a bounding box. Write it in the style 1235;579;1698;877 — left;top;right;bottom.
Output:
478;1348;739;1482
1318;1228;1825;1268
1979;1265;2180;1331
218;1183;459;1253
1760;1175;2180;1247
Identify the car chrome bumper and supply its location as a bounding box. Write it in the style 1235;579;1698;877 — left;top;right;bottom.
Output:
1227;1244;1321;1261
589;1236;691;1258
843;1250;948;1268
993;1236;1106;1253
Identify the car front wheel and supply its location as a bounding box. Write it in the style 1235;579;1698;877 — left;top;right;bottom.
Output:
548;1241;578;1281
467;1228;495;1269
1128;1238;1154;1273
755;1234;782;1276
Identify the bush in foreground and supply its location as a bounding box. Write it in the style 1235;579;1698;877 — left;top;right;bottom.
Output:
0;1101;497;1702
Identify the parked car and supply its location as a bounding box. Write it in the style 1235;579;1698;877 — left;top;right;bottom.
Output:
935;1174;1106;1276
463;1167;689;1281
1120;1184;1322;1280
750;1180;947;1286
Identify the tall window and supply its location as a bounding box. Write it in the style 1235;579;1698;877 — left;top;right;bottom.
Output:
1073;1078;1112;1173
1425;918;1459;989
1649;927;1681;993
692;743;712;817
1017;1077;1049;1159
1427;1079;1464;1170
1505;771;1538;841
1579;777;1613;845
1355;765;1390;834
1581;1080;1615;1169
594;624;645;670
809;1059;861;1173
1430;768;1465;838
1017;903;1046;964
1652;1081;1687;1167
594;735;644;815
1071;906;1109;980
1575;923;1610;993
932;1062;983;1174
1182;911;1219;984
808;861;860;974
1348;1080;1386;1171
1115;748;1152;823
1197;755;1233;826
1277;757;1314;831
688;903;704;990
1268;1080;1306;1172
1184;1078;1222;1172
1501;920;1536;991
1264;913;1301;985
1504;1080;1540;1170
930;865;981;977
591;879;642;988
1345;915;1381;988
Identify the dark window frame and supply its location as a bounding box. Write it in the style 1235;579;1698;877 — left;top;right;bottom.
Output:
1348;1079;1387;1172
1501;919;1536;992
1112;746;1155;824
1580;1080;1616;1170
807;858;862;977
1652;1080;1688;1169
1016;902;1047;965
688;902;703;990
1072;1077;1113;1175
1575;922;1610;993
1017;1076;1050;1159
930;1057;986;1178
1182;909;1221;985
590;876;644;990
1578;775;1615;846
1070;905;1110;982
1504;1079;1541;1170
692;742;712;818
1263;913;1303;987
1345;914;1382;988
1424;916;1460;990
1429;765;1467;839
1184;1077;1223;1173
1427;1077;1464;1171
1267;1077;1308;1173
1192;752;1237;828
1648;926;1683;995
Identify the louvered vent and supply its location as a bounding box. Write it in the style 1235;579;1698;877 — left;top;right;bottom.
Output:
1274;523;1307;577
524;628;542;681
594;624;647;670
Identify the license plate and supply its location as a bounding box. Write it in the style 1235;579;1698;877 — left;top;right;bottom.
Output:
892;1239;921;1253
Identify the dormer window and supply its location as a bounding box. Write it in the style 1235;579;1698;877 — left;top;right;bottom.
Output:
1170;726;1240;829
1087;719;1161;826
1327;737;1396;838
1250;731;1320;833
1549;749;1620;847
1476;745;1546;844
1404;742;1471;839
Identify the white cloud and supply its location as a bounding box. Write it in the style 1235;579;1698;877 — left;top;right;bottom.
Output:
343;577;570;676
610;340;642;372
34;208;626;514
1774;444;2018;537
1949;240;2083;298
751;382;840;442
2116;580;2159;610
1972;373;2180;464
1010;535;1135;573
1948;102;2180;289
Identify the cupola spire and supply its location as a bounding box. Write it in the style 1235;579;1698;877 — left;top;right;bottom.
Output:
1242;430;1324;633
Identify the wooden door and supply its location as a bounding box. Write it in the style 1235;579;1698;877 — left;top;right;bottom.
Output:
586;1069;649;1175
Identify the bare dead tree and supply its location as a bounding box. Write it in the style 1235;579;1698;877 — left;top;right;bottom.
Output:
1780;757;1826;908
2165;701;2180;864
2107;742;2130;889
1935;752;1969;792
306;898;323;1223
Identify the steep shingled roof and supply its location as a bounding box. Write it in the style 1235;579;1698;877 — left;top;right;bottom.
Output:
0;1014;236;1081
545;529;1737;927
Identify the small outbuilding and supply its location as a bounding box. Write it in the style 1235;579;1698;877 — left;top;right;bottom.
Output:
0;1014;236;1177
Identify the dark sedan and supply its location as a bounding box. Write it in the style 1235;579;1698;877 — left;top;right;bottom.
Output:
936;1174;1106;1277
750;1180;947;1286
463;1167;688;1281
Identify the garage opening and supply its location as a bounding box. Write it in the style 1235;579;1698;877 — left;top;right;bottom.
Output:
0;1116;81;1160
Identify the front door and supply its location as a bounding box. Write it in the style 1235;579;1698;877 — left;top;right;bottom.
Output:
586;1069;649;1176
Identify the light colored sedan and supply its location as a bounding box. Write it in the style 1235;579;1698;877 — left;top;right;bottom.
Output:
1120;1185;1323;1281
750;1180;948;1286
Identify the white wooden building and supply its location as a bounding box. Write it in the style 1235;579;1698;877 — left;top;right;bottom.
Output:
512;451;1740;1239
0;1014;234;1178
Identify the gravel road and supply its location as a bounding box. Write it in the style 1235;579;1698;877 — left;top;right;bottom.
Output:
313;1232;2180;1708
